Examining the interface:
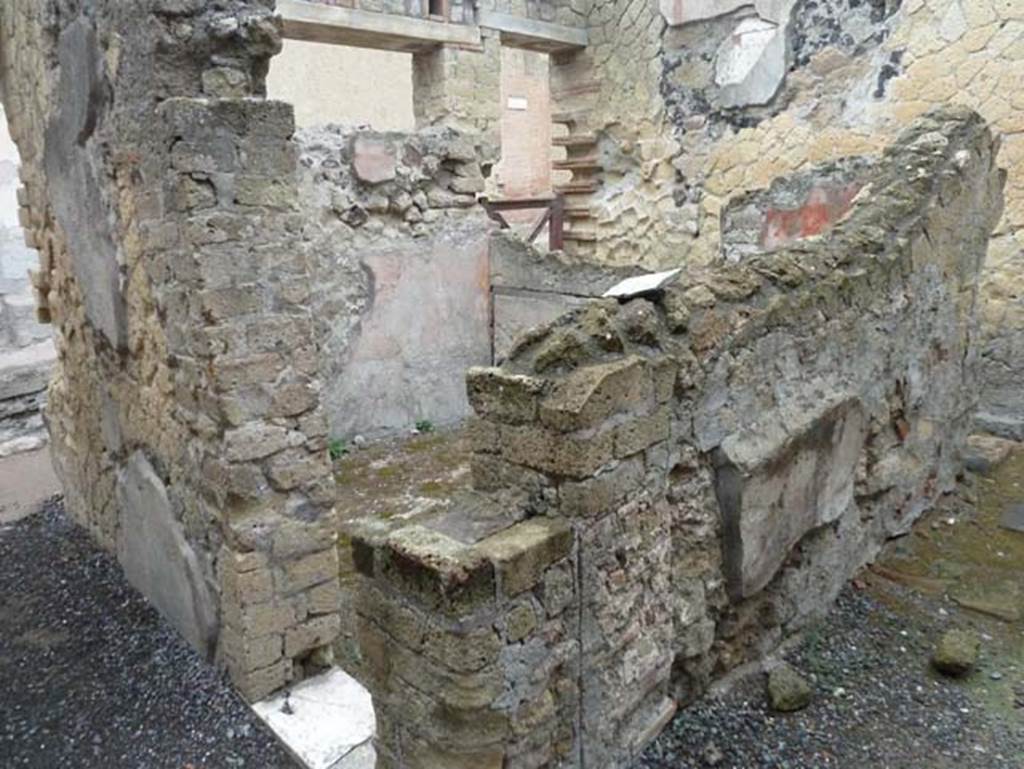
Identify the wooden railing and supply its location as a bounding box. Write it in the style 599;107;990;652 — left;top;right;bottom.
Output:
480;194;565;251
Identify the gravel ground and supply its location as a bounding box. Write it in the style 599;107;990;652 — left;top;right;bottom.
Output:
0;498;299;769
638;584;1024;769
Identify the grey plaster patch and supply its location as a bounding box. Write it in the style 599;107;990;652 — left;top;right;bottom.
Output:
325;230;491;439
115;451;218;657
715;399;866;599
43;17;127;350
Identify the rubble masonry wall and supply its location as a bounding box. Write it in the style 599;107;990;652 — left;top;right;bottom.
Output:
352;108;1004;768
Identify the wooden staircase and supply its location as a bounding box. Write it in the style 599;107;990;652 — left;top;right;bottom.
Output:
551;109;600;255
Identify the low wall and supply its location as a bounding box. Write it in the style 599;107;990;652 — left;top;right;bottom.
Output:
350;108;1004;768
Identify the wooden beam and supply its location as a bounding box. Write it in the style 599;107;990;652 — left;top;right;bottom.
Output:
277;0;481;53
476;11;588;53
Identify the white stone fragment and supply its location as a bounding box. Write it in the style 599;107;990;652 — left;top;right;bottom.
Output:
253;668;376;769
602;268;682;298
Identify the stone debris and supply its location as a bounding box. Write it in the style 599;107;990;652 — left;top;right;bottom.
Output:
767;663;813;712
932;629;980;677
1001;503;1024;535
965;433;1021;476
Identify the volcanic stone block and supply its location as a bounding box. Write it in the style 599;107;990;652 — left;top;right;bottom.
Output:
538;356;653;432
474;517;573;597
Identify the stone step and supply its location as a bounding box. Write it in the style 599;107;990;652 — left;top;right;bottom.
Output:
563;205;593;219
552;134;597;148
554;180;600;195
552;156;601;172
563;227;597;242
551;109;590;126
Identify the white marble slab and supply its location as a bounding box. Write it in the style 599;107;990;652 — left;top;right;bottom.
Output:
253;668;376;769
602;268;682;299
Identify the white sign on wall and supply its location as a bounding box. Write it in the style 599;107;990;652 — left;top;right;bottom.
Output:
506;96;529;111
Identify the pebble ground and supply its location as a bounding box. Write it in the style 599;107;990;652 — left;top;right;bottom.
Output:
0;498;299;769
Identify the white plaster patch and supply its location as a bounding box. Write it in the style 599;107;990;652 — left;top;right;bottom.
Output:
602;268;682;298
715;17;779;87
713;14;789;108
253;668;376;769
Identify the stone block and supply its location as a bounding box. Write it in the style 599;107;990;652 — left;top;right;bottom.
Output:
115;452;218;657
377;525;497;615
714;400;866;599
224;422;292;462
221;626;283;672
466;368;545;424
558;456;645;518
225;564;274;606
474;517;573;597
235;657;293;702
285;614;342;657
0;340;54;401
613;406;670;459
538;356;653;432
502;422;615;479
352;137;397;184
226;600;297;638
265;448;328;492
279;549;338;594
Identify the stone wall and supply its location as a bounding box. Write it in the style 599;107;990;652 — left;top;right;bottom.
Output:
351;108;1004;767
0;0;341;701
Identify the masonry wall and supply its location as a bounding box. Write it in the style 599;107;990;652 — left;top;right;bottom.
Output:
0;0;342;702
351;108;1004;768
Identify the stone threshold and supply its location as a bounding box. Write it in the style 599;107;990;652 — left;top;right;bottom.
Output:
253;668;376;769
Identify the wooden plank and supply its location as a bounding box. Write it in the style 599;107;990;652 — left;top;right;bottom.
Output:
278;0;481;52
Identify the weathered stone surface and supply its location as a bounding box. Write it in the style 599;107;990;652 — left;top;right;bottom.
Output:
43;18;126;350
0;339;53;401
539;356;651;432
116;452;218;657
